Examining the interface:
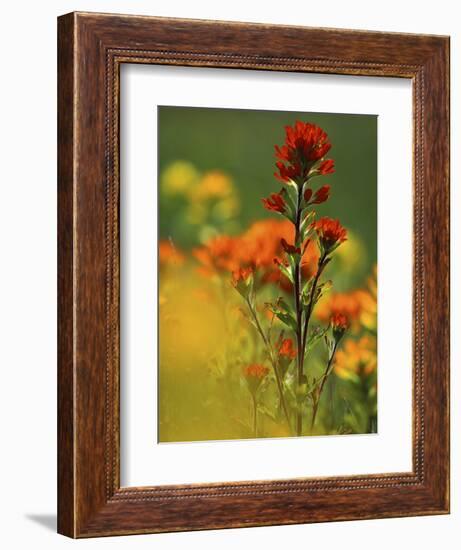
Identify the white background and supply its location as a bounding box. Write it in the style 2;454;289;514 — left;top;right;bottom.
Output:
121;66;412;486
0;1;458;548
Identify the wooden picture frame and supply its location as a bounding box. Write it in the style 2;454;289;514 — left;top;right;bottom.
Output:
57;12;450;538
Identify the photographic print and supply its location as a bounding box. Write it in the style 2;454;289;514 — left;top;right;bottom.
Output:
158;107;377;443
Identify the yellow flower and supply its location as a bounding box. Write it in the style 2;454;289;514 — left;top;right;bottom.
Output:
333;230;367;276
360;265;377;330
187;171;240;223
212;197;240;220
161;161;200;196
193;171;234;200
315;264;377;332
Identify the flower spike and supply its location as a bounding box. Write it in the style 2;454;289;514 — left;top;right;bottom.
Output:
274;121;334;185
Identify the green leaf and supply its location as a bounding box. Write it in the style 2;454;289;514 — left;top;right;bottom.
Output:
300;210;315;240
285;183;299;207
316;279;333;302
302;278;314;300
278;298;295;316
275;311;297;332
274;260;294;284
266;301;297;332
287;253;300;272
306;326;329;354
232;271;254;299
280;187;297;218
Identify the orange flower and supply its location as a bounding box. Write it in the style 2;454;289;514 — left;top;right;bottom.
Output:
158;240;185;268
241;219;291;268
231;266;254;297
331;312;348;341
334;336;377;380
312;217;347;252
232;266;253;285
299;240;320;281
193;218;320;290
242;364;270;379
193;235;241;276
316;278;377;333
331;312;348;330
267;241;318;291
268;238;318;291
242;363;270;394
278;338;297;359
316;291;363;327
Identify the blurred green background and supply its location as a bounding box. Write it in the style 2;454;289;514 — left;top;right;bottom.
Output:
158;106;377;277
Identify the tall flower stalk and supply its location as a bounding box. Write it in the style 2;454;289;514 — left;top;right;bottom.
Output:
242;364;269;437
232;268;292;431
232;121;348;437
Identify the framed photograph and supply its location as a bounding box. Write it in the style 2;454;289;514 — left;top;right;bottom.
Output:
57;12;450;537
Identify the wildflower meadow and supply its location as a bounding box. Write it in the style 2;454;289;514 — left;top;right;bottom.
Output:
158;107;377;442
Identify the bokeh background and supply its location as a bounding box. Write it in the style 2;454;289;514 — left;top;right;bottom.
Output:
158;106;377;442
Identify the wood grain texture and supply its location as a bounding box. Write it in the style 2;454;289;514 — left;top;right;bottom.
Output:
57;11;450;538
57;13;75;538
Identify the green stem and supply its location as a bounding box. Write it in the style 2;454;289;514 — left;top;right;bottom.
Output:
310;340;339;431
246;297;292;434
252;393;258;437
301;252;327;364
293;188;304;436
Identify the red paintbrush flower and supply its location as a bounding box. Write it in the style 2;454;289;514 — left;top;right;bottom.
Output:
274;161;302;183
303;188;313;202
232;266;253;286
243;363;270;379
280;238;301;255
311;185;330;204
312;217;347;252
318;159;335;175
262;191;286;213
274;121;333;184
331;312;348;342
231;266;254;297
242;364;270;394
278;338;297;359
276;337;297;378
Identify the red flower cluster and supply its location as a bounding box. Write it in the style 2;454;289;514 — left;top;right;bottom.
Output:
274;121;334;184
331;312;348;341
331;312;348;331
304;185;330;205
232;266;253;286
318;159;334;175
262;191;286;213
242;364;270;394
280;238;301;255
278;338;297;360
311;185;330;204
242;363;270;380
312;217;347;251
